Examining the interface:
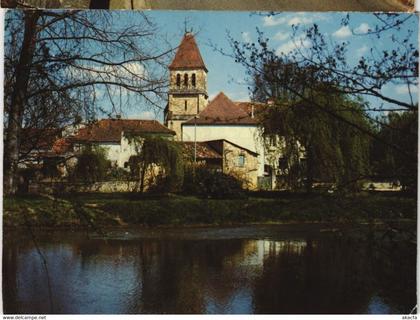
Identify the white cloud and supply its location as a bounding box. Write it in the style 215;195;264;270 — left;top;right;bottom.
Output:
354;23;370;34
273;31;290;41
69;61;147;82
356;45;369;57
395;84;419;95
262;13;323;27
333;26;352;38
287;16;314;26
263;15;288;27
242;32;252;43
276;36;311;55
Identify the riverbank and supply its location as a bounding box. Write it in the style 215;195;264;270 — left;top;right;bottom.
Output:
3;192;416;229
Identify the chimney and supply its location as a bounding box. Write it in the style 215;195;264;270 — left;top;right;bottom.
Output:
251;105;255;118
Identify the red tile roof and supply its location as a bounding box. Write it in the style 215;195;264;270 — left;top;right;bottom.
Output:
181;141;222;159
72;119;175;143
184;92;258;125
235;101;267;117
169;33;207;71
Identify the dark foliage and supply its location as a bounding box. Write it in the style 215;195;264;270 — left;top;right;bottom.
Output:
371;111;418;192
69;146;110;183
182;167;245;199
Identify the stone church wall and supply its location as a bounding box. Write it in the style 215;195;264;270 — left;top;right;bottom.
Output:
170;69;207;93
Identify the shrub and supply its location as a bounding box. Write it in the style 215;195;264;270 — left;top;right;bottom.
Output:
147;174;173;194
41;157;62;179
183;167;245;199
70;145;110;182
107;166;130;181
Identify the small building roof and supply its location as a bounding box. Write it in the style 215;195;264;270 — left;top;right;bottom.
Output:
169;32;207;72
205;139;259;157
72;119;175;143
181;139;258;160
183;92;258;126
181;141;222;160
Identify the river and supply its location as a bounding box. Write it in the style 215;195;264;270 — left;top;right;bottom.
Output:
3;224;416;314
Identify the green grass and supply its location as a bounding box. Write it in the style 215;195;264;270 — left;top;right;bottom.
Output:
3;192;417;228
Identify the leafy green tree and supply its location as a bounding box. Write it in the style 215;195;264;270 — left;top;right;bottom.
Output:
371;111;417;191
262;92;372;192
70;146;110;183
127;135;184;192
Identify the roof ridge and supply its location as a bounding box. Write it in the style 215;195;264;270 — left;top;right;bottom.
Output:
183;92;258;126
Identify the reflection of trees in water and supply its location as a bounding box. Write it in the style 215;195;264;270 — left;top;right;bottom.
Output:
252;233;416;314
363;229;416;313
127;239;248;313
4;229;416;314
3;243;19;313
253;237;374;313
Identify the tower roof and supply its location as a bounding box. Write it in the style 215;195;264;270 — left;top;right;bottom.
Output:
169;32;207;72
184;92;258;125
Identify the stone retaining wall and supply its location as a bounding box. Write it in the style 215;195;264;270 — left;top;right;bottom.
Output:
29;180;140;194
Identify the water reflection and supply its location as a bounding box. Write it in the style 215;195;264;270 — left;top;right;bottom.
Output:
3;227;416;314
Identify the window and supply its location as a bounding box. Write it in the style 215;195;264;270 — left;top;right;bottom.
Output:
184;100;187;111
237;155;245;167
192;73;196;87
176;74;181;87
184;73;188;86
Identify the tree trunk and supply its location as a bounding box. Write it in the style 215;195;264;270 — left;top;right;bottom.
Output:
4;11;41;195
139;161;148;193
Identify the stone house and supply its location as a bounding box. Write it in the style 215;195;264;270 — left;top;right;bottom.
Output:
181;139;259;189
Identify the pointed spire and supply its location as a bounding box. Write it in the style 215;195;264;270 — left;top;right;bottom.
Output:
169;33;207;72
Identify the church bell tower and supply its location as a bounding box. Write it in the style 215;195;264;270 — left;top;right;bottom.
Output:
164;32;208;140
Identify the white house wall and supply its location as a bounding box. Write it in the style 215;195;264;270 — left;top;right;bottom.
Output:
182;124;265;176
118;135;142;167
96;143;121;165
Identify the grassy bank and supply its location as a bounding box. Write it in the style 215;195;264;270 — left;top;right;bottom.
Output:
3;192;416;228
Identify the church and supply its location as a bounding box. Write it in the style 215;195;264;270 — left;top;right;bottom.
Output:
44;32;283;190
164;32;282;189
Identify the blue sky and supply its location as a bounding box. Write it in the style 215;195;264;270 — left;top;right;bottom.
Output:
103;11;419;120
